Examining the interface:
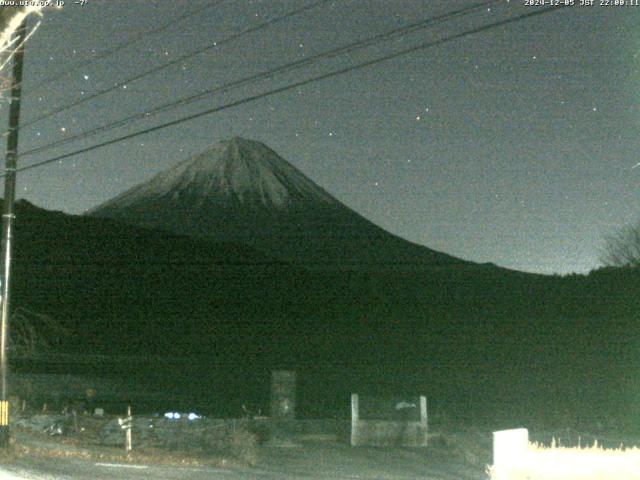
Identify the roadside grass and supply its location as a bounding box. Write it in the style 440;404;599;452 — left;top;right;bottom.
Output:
0;443;18;465
13;441;223;467
487;441;640;480
428;412;640;479
11;422;259;468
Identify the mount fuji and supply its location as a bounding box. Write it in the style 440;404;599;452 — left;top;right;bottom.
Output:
87;137;468;269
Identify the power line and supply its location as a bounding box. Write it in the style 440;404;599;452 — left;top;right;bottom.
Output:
32;1;224;92
22;0;331;129
18;4;565;172
13;5;568;176
20;0;498;158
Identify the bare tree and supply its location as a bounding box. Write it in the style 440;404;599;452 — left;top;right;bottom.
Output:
9;307;70;357
600;222;640;268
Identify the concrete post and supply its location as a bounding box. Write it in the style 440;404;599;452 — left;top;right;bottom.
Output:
350;393;359;446
419;395;428;446
493;428;529;476
125;405;132;453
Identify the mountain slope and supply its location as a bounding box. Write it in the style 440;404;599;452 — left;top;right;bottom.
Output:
6;199;638;424
87;137;466;269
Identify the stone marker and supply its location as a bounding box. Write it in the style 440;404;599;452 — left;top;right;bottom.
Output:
493;428;529;477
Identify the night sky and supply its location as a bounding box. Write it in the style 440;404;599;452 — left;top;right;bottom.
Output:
2;0;639;275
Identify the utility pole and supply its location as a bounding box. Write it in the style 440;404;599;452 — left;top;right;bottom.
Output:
0;20;27;447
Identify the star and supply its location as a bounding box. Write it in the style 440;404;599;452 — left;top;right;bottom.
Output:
83;74;89;80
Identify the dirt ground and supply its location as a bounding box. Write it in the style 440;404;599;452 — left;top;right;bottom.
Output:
6;414;640;480
254;435;490;479
0;426;493;480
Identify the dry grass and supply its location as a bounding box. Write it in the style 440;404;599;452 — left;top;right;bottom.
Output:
430;429;492;468
0;444;18;465
13;442;228;467
487;441;640;480
227;428;258;466
12;420;260;469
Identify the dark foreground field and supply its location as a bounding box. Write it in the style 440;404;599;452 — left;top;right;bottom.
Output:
2;427;490;480
6;418;640;480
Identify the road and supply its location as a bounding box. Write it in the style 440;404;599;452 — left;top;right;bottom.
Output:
0;440;488;480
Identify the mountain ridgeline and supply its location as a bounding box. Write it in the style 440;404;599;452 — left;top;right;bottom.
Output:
87;137;465;270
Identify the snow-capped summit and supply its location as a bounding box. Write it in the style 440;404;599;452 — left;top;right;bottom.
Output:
92;137;336;212
87;137;465;270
